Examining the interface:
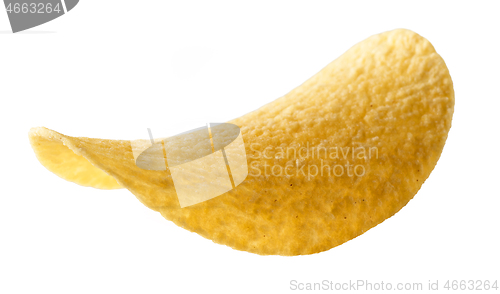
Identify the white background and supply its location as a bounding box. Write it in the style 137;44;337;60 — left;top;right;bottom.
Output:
1;1;499;293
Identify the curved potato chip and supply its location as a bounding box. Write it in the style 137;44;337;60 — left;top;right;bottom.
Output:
29;29;454;255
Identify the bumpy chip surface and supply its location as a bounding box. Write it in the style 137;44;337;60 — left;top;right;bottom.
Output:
29;29;454;255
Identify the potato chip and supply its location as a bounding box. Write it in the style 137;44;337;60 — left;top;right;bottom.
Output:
29;29;454;255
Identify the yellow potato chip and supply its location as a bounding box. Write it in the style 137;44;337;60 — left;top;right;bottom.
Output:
29;29;454;255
